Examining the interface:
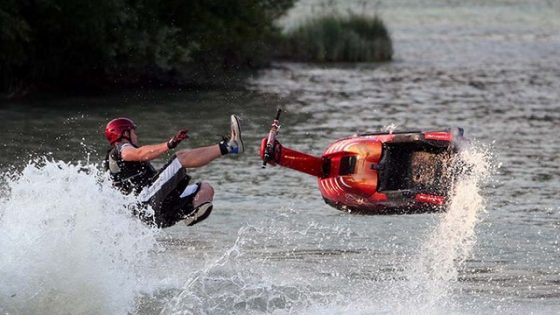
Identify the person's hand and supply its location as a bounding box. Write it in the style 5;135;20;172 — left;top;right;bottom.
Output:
167;129;189;149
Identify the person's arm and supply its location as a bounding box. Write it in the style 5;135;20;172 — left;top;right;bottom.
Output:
121;129;189;162
121;143;169;161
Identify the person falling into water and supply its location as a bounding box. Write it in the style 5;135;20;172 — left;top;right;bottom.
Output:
103;115;243;227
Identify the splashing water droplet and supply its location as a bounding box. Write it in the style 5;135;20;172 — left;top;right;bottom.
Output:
395;142;496;312
0;159;159;314
383;123;399;134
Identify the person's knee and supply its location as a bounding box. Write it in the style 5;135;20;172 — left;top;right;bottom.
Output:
194;182;214;205
200;182;214;199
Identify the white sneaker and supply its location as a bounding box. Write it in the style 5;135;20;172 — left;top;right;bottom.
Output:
228;114;244;154
183;202;213;226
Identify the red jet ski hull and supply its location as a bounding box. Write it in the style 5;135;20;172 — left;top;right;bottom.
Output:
261;128;465;214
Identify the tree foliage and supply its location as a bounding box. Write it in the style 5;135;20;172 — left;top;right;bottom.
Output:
0;0;294;93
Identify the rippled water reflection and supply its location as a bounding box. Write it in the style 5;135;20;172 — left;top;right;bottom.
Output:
1;0;559;314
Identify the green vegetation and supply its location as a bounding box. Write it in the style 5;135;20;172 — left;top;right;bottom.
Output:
280;14;393;62
0;0;294;95
0;1;394;96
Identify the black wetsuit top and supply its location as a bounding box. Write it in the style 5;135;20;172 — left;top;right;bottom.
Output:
103;143;210;228
104;143;157;195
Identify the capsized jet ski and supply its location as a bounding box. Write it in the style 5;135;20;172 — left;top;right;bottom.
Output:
260;109;466;214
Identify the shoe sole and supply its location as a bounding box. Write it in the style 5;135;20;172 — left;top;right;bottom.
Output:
183;202;213;226
231;114;244;153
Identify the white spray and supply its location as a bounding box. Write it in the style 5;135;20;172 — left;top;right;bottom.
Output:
397;144;495;312
383;123;399;134
309;143;496;314
0;160;159;315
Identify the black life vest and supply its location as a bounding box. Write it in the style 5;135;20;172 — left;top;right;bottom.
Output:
104;143;157;195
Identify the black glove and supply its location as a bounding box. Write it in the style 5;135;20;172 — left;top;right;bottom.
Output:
167;129;189;149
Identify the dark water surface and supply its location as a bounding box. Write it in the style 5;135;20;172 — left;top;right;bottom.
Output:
1;0;559;314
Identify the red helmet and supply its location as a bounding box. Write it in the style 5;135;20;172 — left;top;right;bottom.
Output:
105;118;136;144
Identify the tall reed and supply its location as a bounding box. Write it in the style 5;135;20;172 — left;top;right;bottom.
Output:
281;14;393;62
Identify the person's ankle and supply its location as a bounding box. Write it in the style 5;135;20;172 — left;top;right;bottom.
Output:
219;139;230;155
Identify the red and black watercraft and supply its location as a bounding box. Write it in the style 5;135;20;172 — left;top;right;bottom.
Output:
260;110;466;214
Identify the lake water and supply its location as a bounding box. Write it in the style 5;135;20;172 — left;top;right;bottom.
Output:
1;0;559;314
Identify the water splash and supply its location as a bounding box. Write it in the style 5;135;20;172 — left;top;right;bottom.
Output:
301;143;496;314
160;228;246;315
157;218;346;315
0;159;159;314
153;143;495;314
159;224;312;314
383;123;399;134
394;143;495;312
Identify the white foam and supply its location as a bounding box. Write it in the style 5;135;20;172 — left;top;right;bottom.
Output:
386;143;495;313
383;123;399;134
300;143;496;314
0;159;159;314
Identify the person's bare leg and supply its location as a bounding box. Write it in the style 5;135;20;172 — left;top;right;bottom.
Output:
175;145;222;168
192;182;214;208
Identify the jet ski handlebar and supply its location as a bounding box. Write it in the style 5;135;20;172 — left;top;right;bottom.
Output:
262;108;282;168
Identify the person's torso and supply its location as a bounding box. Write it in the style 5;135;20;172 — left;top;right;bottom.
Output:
104;143;157;195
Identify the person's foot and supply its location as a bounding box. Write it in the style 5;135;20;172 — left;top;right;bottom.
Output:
183;202;213;226
227;114;244;154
